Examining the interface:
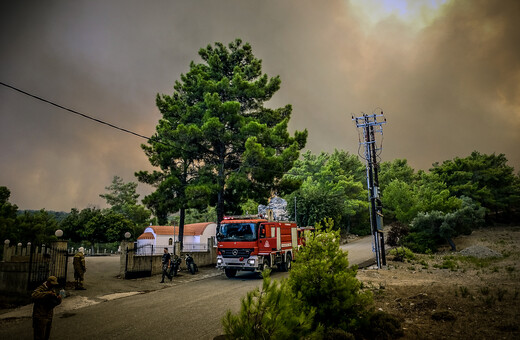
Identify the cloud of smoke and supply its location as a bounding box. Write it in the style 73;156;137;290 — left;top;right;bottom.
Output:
1;0;518;210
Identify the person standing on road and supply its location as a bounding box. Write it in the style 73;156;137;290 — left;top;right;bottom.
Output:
31;275;62;340
73;247;87;290
161;247;172;283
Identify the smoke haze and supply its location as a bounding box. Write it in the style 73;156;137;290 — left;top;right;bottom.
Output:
1;0;519;211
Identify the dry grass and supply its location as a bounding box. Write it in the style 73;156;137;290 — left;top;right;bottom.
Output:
357;226;520;339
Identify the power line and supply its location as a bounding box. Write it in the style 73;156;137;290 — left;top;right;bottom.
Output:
0;81;151;141
0;81;369;181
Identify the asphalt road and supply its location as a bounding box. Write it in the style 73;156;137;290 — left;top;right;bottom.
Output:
0;236;376;339
340;234;377;267
0;269;276;340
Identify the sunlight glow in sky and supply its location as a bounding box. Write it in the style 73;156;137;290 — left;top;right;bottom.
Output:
350;0;448;31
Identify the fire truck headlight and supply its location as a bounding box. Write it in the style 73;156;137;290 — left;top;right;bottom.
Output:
247;259;255;266
217;258;223;265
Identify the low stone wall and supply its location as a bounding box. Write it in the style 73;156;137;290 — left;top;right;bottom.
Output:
181;237;217;268
180;240;217;268
120;238;217;277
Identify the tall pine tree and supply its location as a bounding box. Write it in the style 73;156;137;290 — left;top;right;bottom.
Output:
137;39;307;242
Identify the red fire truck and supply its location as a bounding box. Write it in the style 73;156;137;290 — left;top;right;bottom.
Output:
216;216;302;278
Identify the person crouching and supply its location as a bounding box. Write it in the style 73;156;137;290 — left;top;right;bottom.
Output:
31;275;62;340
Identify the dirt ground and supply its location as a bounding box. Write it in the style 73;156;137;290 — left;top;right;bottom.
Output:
356;225;520;340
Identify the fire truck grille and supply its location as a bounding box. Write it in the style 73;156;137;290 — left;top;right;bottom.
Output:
221;248;254;258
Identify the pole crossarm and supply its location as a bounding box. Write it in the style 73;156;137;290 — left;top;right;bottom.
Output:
353;113;386;157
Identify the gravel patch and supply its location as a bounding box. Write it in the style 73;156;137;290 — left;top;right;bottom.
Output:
458;245;502;258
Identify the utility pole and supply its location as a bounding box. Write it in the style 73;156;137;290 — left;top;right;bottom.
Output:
353;110;387;269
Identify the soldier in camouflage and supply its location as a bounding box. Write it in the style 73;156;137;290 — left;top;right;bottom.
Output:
31;276;62;340
73;247;87;290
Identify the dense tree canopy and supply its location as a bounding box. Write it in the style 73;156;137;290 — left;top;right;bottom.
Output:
0;187;59;244
16;210;59;244
284;150;369;234
381;151;519;252
430;151;520;220
100;176;151;230
378;159;415;192
0;186;18;243
381;179;417;223
60;207;133;244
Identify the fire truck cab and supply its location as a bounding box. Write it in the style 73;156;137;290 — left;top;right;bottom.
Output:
216;216;300;278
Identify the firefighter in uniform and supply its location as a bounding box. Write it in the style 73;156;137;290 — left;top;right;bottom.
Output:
32;276;62;340
73;247;87;290
160;247;172;283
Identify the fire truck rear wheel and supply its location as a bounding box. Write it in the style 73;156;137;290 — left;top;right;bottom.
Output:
225;268;237;278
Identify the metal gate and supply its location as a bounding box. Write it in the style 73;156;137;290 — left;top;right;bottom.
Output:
124;244;154;279
27;243;68;290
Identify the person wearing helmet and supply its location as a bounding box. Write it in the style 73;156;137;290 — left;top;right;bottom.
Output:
73;247;87;290
31;276;62;340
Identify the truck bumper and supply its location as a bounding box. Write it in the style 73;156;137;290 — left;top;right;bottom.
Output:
216;255;262;272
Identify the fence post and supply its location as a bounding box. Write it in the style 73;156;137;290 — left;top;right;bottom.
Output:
2;242;11;261
51;240;68;285
150;245;154;270
27;243;34;291
119;240;129;277
208;237;217;265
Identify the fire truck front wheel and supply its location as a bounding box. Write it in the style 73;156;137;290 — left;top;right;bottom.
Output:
225;268;237;278
282;253;292;272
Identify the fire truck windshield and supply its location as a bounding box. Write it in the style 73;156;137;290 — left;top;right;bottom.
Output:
218;223;257;242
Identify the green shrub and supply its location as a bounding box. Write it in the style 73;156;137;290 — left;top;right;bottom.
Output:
441;259;458;271
405;198;485;253
288;219;373;332
222;270;316;339
222;218;398;339
403;230;438;253
389;247;416;262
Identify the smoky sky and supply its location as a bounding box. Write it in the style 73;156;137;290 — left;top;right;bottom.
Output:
1;0;519;211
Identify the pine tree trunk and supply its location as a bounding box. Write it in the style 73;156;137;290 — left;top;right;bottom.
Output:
179;207;185;251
